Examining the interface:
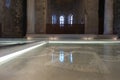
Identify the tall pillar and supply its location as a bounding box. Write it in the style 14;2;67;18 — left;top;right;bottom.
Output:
27;0;35;34
84;0;99;34
35;0;47;34
104;0;113;34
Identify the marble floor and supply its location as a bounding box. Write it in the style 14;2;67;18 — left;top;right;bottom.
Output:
0;43;120;80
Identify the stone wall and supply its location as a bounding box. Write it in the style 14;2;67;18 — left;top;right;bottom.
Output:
31;0;99;34
0;0;26;37
0;0;99;36
114;0;120;37
47;0;84;24
0;0;4;36
0;0;4;23
1;0;119;36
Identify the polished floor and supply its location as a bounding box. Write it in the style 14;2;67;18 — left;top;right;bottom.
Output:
0;43;120;80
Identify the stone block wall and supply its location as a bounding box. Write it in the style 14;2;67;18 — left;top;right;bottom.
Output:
0;0;4;22
47;0;84;24
0;0;4;36
114;0;120;37
0;0;26;37
1;0;120;36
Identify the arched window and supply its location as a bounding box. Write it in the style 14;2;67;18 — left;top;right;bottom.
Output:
68;14;73;25
52;15;57;24
6;0;11;8
59;16;65;27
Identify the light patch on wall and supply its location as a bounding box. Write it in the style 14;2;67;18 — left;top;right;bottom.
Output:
52;15;57;24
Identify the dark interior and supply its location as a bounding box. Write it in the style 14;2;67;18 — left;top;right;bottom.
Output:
46;0;84;34
99;0;105;34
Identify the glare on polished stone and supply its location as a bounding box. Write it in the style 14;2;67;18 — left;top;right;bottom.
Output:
0;43;120;80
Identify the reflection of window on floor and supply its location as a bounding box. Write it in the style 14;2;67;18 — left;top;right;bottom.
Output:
51;50;73;63
59;16;65;27
59;50;64;62
6;0;11;8
52;15;57;24
68;14;73;25
70;52;73;63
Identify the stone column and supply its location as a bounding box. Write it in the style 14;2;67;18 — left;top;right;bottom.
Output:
35;0;47;34
27;0;35;34
84;0;99;34
104;0;113;34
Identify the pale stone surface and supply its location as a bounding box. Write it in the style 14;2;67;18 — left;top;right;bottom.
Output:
27;0;35;34
104;0;113;34
0;43;120;80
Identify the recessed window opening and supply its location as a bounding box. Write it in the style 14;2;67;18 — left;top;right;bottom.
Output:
52;15;57;24
68;14;73;25
59;15;65;27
